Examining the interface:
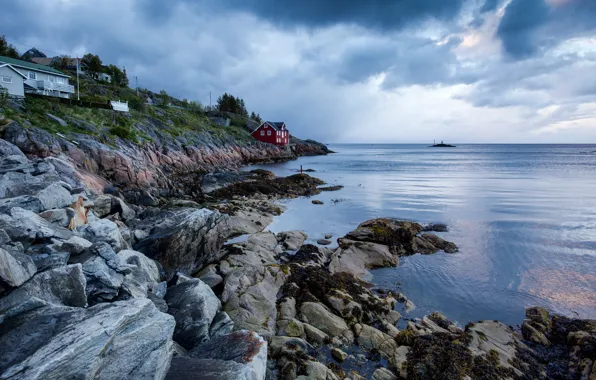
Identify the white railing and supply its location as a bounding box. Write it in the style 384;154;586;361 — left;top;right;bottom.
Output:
36;80;75;93
110;100;129;112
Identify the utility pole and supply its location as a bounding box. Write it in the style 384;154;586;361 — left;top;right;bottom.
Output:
76;57;80;101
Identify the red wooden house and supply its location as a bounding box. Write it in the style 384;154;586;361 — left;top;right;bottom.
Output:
251;121;290;146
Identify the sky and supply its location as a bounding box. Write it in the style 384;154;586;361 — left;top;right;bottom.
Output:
2;0;596;143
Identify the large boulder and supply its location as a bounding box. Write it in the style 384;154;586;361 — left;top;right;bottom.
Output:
93;194;136;221
165;278;232;350
1;264;86;308
0;298;175;380
0;247;36;288
299;302;354;342
79;219;127;252
134;208;232;277
329;239;397;280
0;207;73;244
0;182;72;214
81;242;132;305
344;218;457;255
278;230;308;250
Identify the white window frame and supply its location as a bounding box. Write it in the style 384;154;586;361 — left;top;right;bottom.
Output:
267;130;271;136
28;71;37;80
1;76;12;83
260;130;265;136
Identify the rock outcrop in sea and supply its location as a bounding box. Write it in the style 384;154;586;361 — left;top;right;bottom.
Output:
0;119;594;379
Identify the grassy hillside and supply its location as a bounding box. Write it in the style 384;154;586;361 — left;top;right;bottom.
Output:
1;75;254;146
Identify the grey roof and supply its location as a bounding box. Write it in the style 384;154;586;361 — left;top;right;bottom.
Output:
265;121;286;131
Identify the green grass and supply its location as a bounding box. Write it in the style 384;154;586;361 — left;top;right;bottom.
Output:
4;75;253;145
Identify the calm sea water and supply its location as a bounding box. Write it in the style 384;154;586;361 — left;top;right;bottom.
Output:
246;144;596;326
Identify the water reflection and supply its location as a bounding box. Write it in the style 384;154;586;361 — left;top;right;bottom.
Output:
247;144;596;325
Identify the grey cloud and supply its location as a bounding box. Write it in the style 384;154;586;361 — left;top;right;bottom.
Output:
138;0;466;31
497;0;596;59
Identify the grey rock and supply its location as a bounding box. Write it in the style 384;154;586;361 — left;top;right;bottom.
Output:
0;298;175;380
317;239;332;245
299;302;354;342
61;236;93;256
0;139;26;159
166;357;260;380
29;251;70;272
0;247;36;287
81;242;131;305
134;208;232;277
79;219;127;252
372;368;398;380
119;249;161;284
94;194;136;221
325;234;333;239
278;297;297;320
331;347;348;362
46;113;67;127
0;183;72;214
278;230;308;250
209;311;235;339
39;208;70;227
303;323;329;345
270;336;314;358
1;264;86;307
165;278;222;350
197;264;223;288
330;239;397;280
277;318;305;338
0;207;73;244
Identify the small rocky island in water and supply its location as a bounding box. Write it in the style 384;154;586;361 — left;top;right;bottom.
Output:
430;140;456;147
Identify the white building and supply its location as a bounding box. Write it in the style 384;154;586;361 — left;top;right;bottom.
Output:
0;56;75;98
0;63;27;97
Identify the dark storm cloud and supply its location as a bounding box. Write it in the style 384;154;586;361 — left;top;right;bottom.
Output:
497;0;596;59
138;0;466;31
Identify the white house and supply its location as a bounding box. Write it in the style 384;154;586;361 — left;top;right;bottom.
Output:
0;56;75;98
0;63;27;97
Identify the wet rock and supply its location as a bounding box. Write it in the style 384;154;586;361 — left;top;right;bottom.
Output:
0;139;25;158
304;323;329;345
134;208;232;277
278;297;297;320
330;239;397;280
467;320;519;371
344;218;457;256
331;347;348;362
372;368;398;380
210;174;325;200
317;239;332;245
270;336;314;358
277;318;305;337
312;200;324;205
422;223;448;232
392;346;410;378
0;247;36;287
358;325;398;360
0;298;175;380
288;244;328;266
299;302;354;342
325;234;333;239
278;230;308;250
165;278;224;350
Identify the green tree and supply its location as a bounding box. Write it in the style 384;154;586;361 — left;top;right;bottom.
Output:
0;35;19;58
81;53;102;78
158;90;169;106
216;93;248;116
51;55;72;70
250;112;262;124
104;64;129;87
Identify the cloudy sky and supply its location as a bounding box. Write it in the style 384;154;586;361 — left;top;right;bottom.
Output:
2;0;596;143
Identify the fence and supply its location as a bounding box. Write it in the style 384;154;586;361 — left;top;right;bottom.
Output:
26;93;112;110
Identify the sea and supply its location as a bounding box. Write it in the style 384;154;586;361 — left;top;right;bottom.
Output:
246;144;596;327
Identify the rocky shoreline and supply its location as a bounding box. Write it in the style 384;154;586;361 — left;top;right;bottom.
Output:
0;131;595;379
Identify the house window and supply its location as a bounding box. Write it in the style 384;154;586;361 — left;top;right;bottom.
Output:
57;77;65;84
1;76;11;83
49;76;56;83
28;71;37;80
267;130;271;136
260;130;265;136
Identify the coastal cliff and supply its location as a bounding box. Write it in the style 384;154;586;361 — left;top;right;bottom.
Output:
0;100;594;380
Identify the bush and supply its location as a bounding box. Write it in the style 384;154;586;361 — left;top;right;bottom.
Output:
129;97;147;113
109;114;137;141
